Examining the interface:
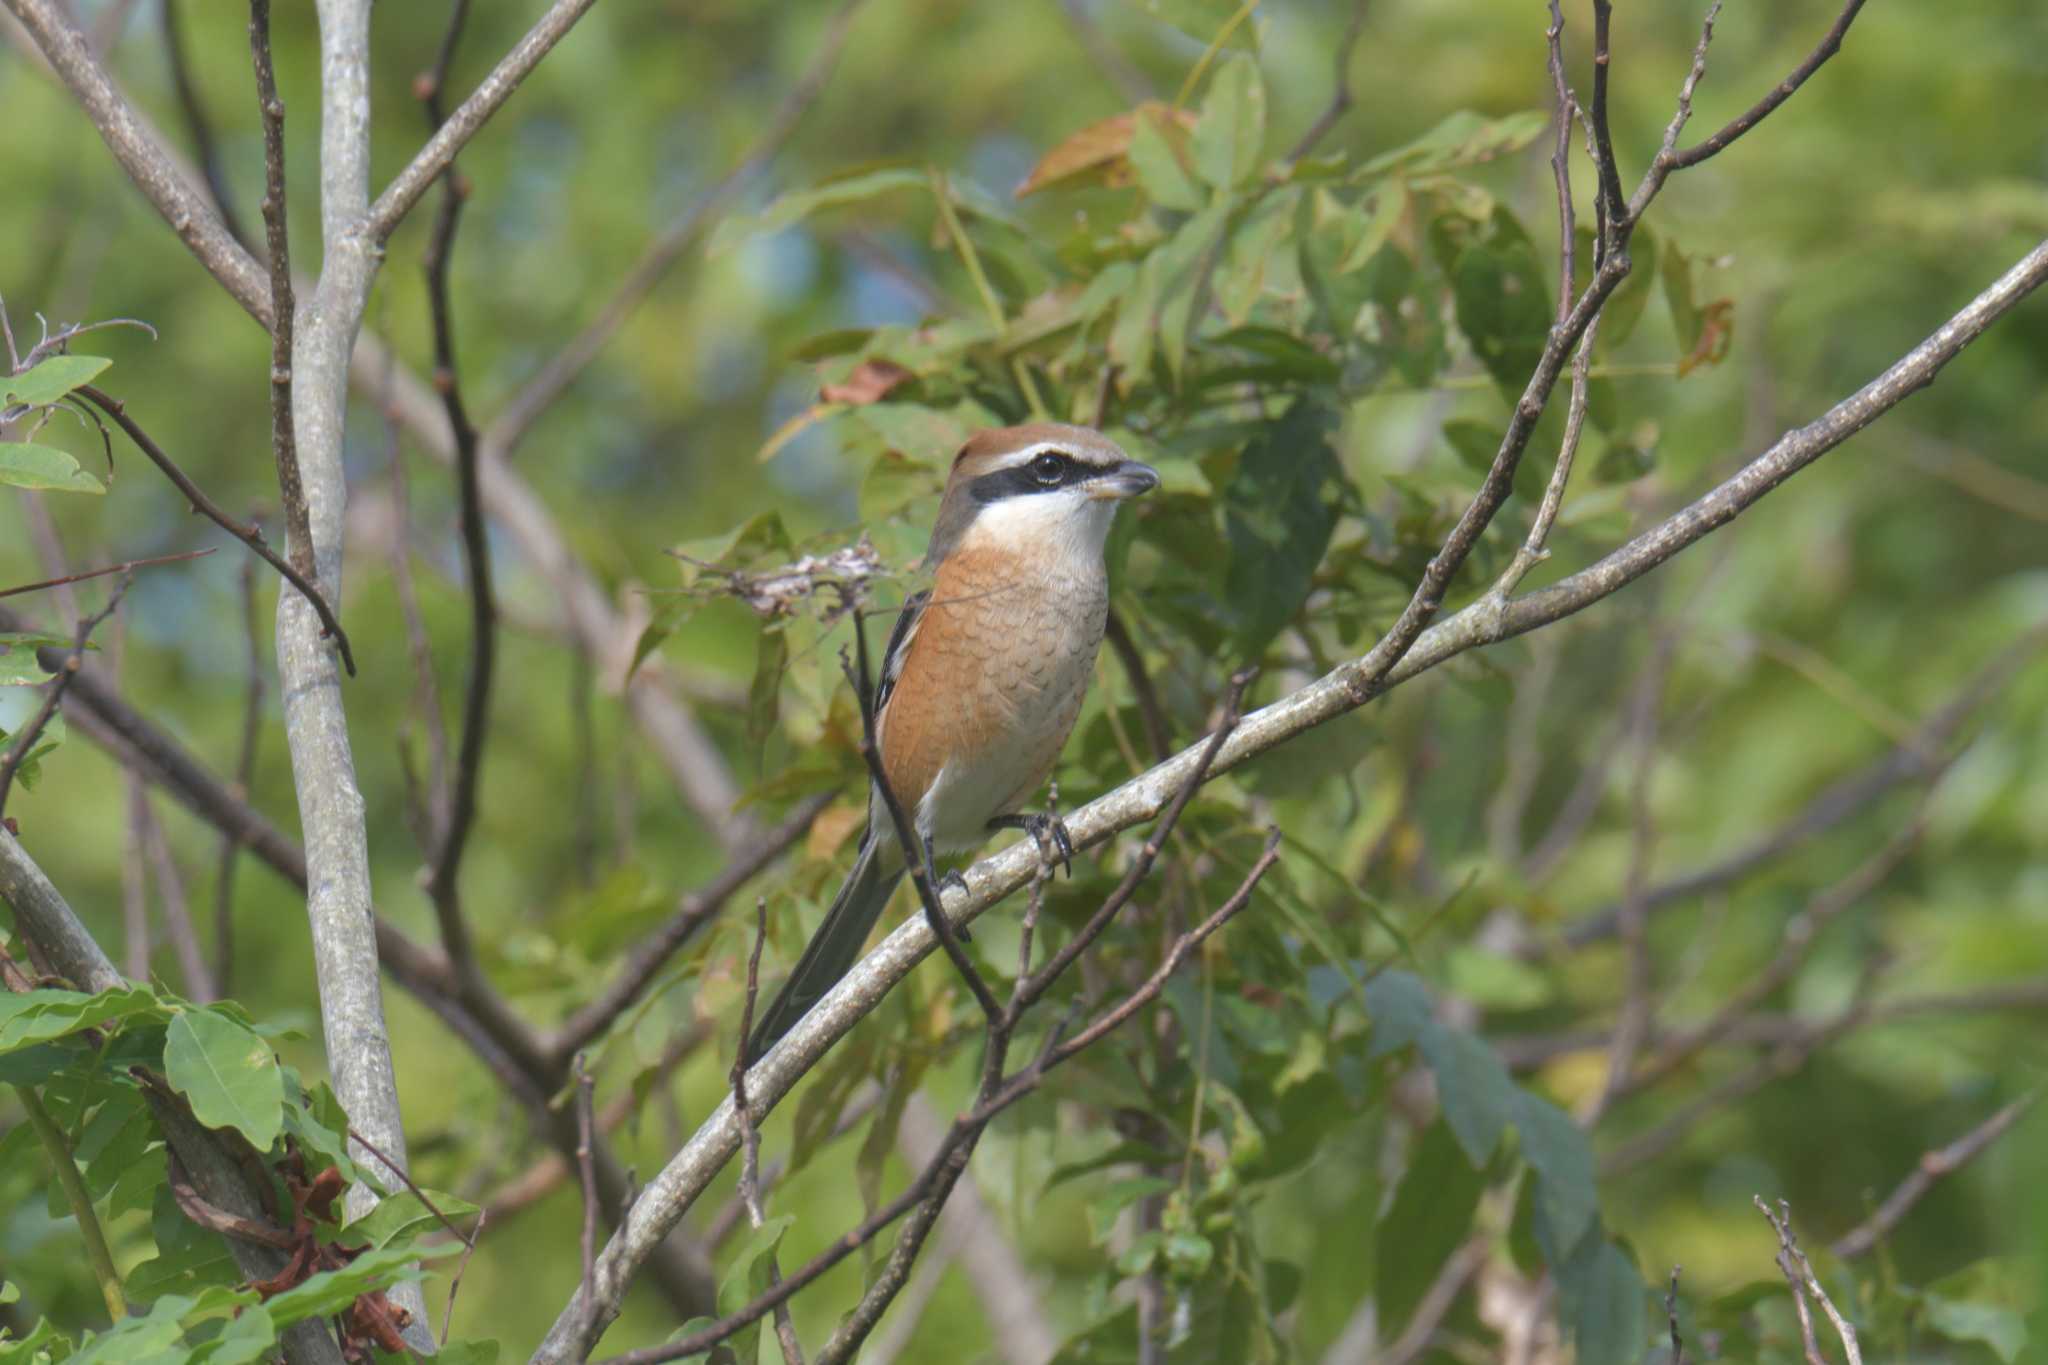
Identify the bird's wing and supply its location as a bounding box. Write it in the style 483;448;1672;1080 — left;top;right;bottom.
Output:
871;588;930;723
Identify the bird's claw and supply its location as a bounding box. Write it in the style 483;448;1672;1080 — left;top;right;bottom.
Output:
991;811;1075;879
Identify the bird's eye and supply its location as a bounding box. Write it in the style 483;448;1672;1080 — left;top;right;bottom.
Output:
1029;452;1067;485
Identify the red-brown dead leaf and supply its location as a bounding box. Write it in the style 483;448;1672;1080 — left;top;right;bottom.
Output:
1677;298;1735;377
820;357;915;406
1016;102;1197;197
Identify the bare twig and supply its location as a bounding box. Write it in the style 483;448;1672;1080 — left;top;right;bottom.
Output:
732;900;805;1365
549;793;832;1063
1104;609;1173;764
213;556;263;996
0;578;127;817
1667;2;1866;171
574;1053;599;1332
1666;1266;1686;1365
0;547;213;601
362;0;602;243
1830;1093;2039;1260
1755;1197;1861;1365
484;0;870;461
248;0;315;591
416;0;495;977
1585;633;1673;1123
1623;804;1930;1098
72;384;354;674
161;0;247;246
141;797;214;1000
602;835;1283;1365
1285;0;1372;162
441;1207;485;1347
1564;623;2048;947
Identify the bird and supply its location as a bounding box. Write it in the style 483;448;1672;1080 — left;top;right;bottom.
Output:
746;422;1159;1056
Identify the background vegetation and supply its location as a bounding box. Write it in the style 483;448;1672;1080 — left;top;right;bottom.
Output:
2;0;2046;1361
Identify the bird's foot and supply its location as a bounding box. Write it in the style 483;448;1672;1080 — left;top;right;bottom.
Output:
990;811;1075;879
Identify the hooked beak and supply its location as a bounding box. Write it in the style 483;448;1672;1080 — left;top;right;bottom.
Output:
1087;459;1161;501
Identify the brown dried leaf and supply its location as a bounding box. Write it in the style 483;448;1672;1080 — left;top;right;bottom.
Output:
820;357;915;405
1017;102;1196;197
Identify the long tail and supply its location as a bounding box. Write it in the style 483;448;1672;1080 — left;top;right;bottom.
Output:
746;833;904;1057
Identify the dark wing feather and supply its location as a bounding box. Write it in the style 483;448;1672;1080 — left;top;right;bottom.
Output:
871;589;929;722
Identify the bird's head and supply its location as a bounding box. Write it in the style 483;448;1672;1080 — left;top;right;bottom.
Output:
928;422;1159;565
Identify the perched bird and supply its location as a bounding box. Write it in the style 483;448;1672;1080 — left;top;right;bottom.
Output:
747;422;1159;1055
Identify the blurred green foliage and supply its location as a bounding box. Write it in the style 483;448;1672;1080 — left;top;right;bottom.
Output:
3;1;2047;1361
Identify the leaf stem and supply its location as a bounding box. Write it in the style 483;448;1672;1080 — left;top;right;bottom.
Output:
1172;0;1259;109
927;167;1048;419
13;1083;125;1323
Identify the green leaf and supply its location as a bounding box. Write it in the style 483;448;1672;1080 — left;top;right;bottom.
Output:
164;1008;286;1151
2;355;111;407
339;1187;481;1250
261;1242;453;1328
129;1184;240;1301
1447;210;1552;396
1376;1120;1486;1336
187;1305;278;1365
747;628;787;754
1513;1091;1597;1254
1926;1294;2028;1363
708;166;926;256
1423;1025;1516;1166
1129;108;1204;211
0;639;57;686
716;1214;793;1363
434;1342;503;1365
1358;109;1549;178
0;985;166;1053
1556;1236;1649;1365
0;713;66;790
0;443;106;494
1193;53;1266;190
1220;399;1344;657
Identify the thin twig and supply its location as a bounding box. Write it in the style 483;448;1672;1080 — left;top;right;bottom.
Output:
0;546;213;601
1104;609;1173;763
1666;1266;1686;1365
483;0;869;462
213;554;263;997
0;577;127;816
1284;0;1372;162
248;0;314;593
1830;1093;2039;1260
441;1207;486;1347
549;793;832;1064
362;0;603;243
1668;2;1866;170
607;834;1283;1365
161;0;245;246
417;0;495;976
732;899;806;1365
574;1053;599;1333
1755;1197;1861;1365
72;385;354;674
141;797;214;1000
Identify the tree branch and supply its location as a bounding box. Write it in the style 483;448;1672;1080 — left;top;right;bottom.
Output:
72;385;355;674
482;0;869;462
535;232;2048;1360
1830;1093;2038;1260
362;0;602;243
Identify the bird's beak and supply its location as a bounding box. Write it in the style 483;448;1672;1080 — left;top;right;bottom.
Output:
1088;460;1161;501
